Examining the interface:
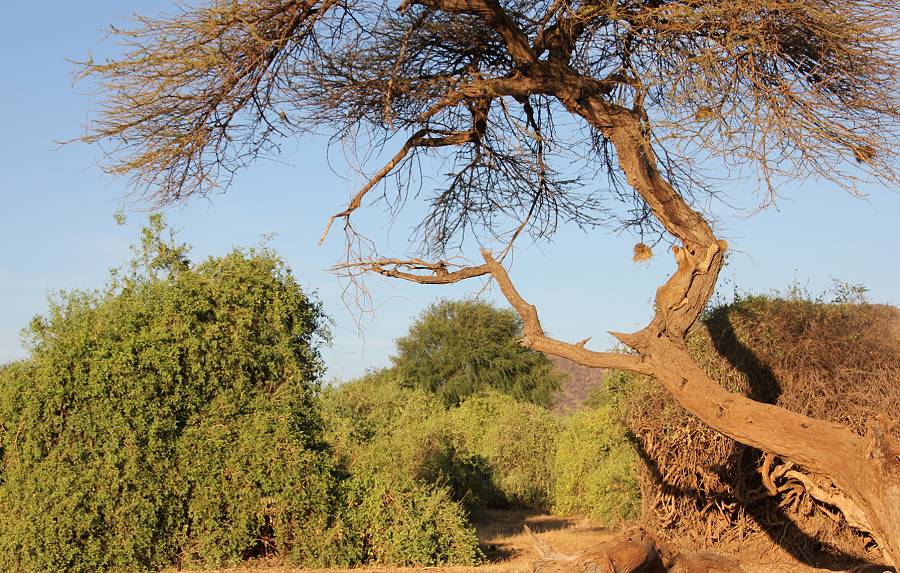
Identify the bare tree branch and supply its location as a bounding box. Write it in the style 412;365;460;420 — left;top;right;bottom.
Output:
400;0;535;66
320;127;477;244
480;248;653;374
334;257;489;284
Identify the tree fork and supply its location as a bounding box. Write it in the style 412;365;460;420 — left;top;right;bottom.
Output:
558;69;898;564
496;61;900;565
478;229;899;565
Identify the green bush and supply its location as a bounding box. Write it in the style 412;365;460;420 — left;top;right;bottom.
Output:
449;393;559;506
320;299;567;513
376;410;502;511
0;217;486;571
318;373;485;565
323;373;502;511
317;472;483;567
322;368;444;448
324;348;644;527
552;392;640;525
324;376;560;510
175;384;335;565
0;217;333;572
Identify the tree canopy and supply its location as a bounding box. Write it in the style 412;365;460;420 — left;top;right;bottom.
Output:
80;0;897;254
391;299;563;406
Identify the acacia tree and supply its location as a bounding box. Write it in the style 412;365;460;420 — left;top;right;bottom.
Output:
78;0;899;565
392;299;563;407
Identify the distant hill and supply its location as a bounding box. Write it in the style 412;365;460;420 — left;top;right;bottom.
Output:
548;355;606;413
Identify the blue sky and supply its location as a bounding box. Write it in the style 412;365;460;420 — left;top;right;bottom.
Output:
1;1;897;382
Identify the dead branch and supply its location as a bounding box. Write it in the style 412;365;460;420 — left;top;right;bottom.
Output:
334;257;489;285
524;524;574;561
320;128;477;244
530;526;660;573
400;0;535;66
782;470;873;534
480;249;653;374
761;452;778;496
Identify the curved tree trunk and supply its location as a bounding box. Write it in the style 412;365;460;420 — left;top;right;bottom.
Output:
353;37;900;570
617;331;900;567
479;236;899;568
521;61;900;566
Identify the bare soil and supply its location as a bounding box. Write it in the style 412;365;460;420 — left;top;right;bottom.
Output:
181;509;891;573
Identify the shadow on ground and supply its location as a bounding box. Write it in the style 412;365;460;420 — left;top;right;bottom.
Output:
471;508;564;561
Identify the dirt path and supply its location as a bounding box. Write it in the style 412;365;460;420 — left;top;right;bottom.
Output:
185;509;892;573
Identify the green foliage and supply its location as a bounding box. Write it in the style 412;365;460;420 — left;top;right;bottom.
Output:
175;384;334;565
552;383;641;525
322;368;443;449
448;393;559;506
0;219;491;572
319;299;566;515
324;371;643;522
0;218;333;572
317;373;485;565
322;373;501;511
391;299;563;407
323;359;647;533
314;472;483;567
324;375;560;510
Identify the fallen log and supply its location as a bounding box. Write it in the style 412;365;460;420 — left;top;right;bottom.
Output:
527;525;664;573
526;526;747;573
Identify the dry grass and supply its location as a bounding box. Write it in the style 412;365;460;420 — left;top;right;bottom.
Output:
172;509;891;573
171;509;614;573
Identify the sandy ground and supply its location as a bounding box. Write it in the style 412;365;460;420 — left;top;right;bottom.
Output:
185;509;893;573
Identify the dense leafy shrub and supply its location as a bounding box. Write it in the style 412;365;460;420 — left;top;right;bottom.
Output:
324;376;560;510
318;373;485;565
552;395;640;524
392;299;564;406
320;299;570;514
175;384;335;565
319;472;483;566
0;217;333;572
323;372;502;510
448;393;559;506
0;218;486;571
322;368;444;449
